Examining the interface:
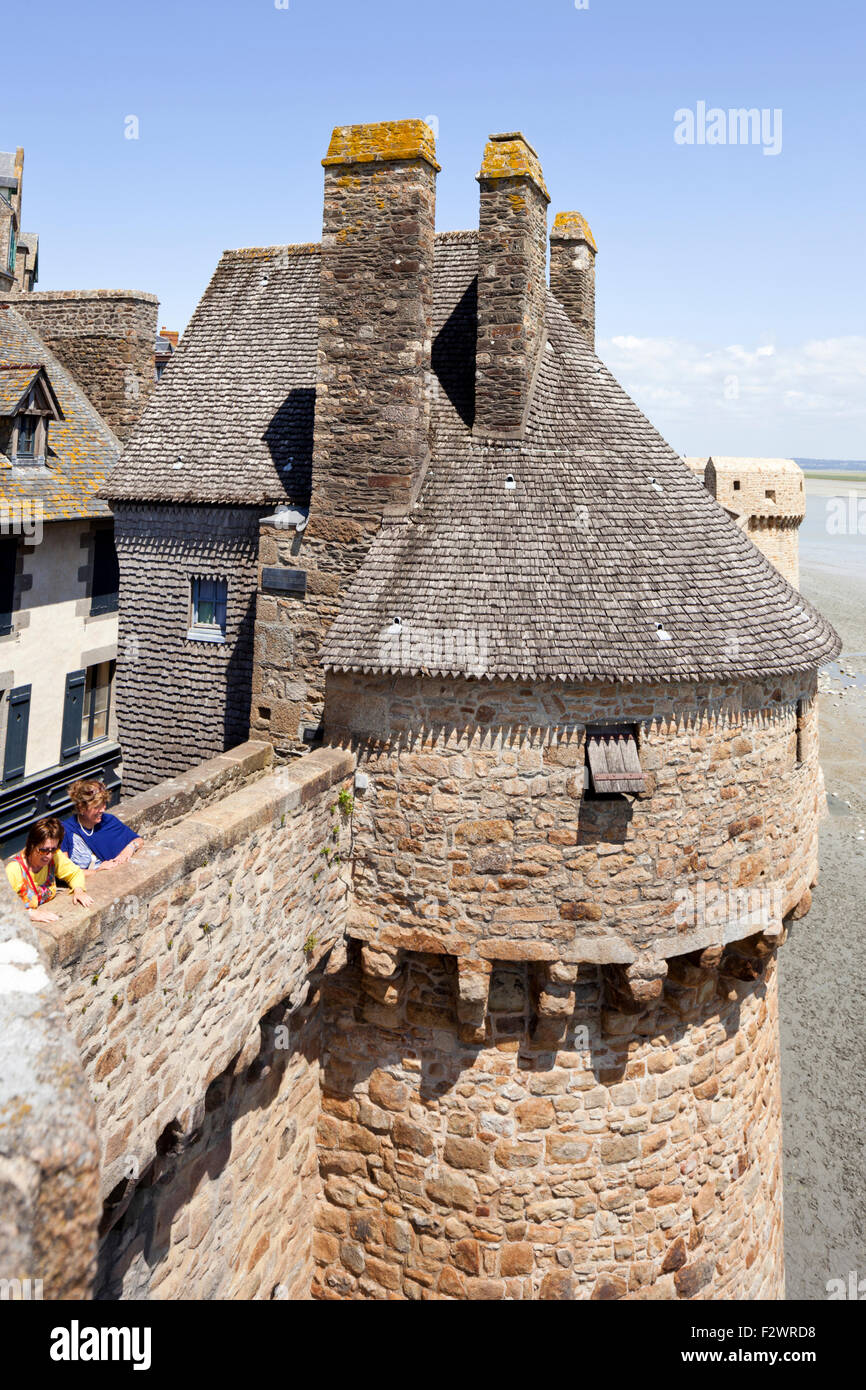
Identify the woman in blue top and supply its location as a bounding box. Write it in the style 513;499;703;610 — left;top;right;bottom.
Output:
60;779;143;871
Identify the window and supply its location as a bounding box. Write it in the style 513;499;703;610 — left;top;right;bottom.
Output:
16;414;36;459
765;489;776;503
189;576;227;642
0;538;17;636
90;528;120;614
733;479;741;491
81;661;114;745
7;228;15;272
584;724;646;797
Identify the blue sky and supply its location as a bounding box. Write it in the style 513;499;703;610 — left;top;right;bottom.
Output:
6;0;865;457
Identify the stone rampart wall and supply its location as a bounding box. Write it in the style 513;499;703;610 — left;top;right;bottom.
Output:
36;744;355;1299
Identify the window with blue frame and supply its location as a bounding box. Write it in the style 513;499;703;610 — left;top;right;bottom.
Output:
189;576;227;641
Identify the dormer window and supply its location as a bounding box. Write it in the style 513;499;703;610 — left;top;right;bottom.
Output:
0;363;64;465
16;414;37;459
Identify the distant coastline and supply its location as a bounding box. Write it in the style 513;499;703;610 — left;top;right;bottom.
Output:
796;457;866;480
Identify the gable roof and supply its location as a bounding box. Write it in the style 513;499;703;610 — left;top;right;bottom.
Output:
0;363;64;419
320;233;840;682
104;244;320;507
0;305;119;520
103;229;839;682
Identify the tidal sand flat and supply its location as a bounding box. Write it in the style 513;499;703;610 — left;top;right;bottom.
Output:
780;477;866;1299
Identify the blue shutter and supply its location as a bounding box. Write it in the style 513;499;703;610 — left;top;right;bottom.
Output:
214;581;227;633
3;684;31;782
0;538;17;636
61;669;86;762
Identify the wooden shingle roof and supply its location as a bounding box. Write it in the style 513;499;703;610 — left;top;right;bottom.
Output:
104;245;319;507
103;231;839;681
321;233;840;681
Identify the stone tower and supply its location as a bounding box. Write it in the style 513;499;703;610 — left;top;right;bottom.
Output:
309;133;837;1301
95;121;838;1299
703;456;806;589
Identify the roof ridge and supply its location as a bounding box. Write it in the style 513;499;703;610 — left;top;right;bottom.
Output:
222;243;320;259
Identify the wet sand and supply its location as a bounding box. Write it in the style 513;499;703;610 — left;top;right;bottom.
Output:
779;478;866;1299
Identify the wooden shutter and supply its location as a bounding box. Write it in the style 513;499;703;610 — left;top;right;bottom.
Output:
0;538;17;636
3;684;31;782
60;669;86;762
586;726;646;794
90;529;120;614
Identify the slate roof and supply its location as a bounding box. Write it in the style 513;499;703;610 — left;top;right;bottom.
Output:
321;233;840;681
0;304;119;520
103;229;840;682
0;366;41;414
104;245;319;507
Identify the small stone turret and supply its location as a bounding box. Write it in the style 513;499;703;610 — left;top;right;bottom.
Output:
474;132;550;436
699;456;806;588
550;211;598;348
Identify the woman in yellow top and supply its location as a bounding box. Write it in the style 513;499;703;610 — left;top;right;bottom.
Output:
6;815;94;923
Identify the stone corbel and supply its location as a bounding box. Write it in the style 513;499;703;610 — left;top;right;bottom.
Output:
360;943;406;1027
532;961;579;1045
456;958;492;1043
604;958;668;1014
719;926;785;984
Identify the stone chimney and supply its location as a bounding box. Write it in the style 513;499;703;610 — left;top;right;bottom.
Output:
549;211;597;349
310;118;439;527
474;132;550;436
252;120;439;757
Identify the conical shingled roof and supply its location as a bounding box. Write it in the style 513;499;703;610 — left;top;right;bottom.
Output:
320;233;840;682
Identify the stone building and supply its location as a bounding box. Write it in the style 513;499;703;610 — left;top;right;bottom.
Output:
0;147;158;848
2;119;839;1302
702;456;806;589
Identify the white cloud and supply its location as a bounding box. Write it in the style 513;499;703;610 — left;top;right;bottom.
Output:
598;334;866;458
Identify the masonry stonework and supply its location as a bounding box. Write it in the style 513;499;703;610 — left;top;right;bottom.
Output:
15;289;159;440
313;949;784;1300
475;133;550;434
32;744;354;1299
325;671;820;965
549;211;598;349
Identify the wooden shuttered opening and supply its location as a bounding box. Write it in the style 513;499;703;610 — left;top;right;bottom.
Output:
0;538;17;636
586;725;646;794
90;529;120;615
3;684;31;782
60;669;86;763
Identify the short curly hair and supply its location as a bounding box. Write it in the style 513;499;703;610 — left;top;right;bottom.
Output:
67;779;111;813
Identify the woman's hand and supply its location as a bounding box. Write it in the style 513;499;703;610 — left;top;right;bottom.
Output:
30;908;59;923
72;889;94;908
